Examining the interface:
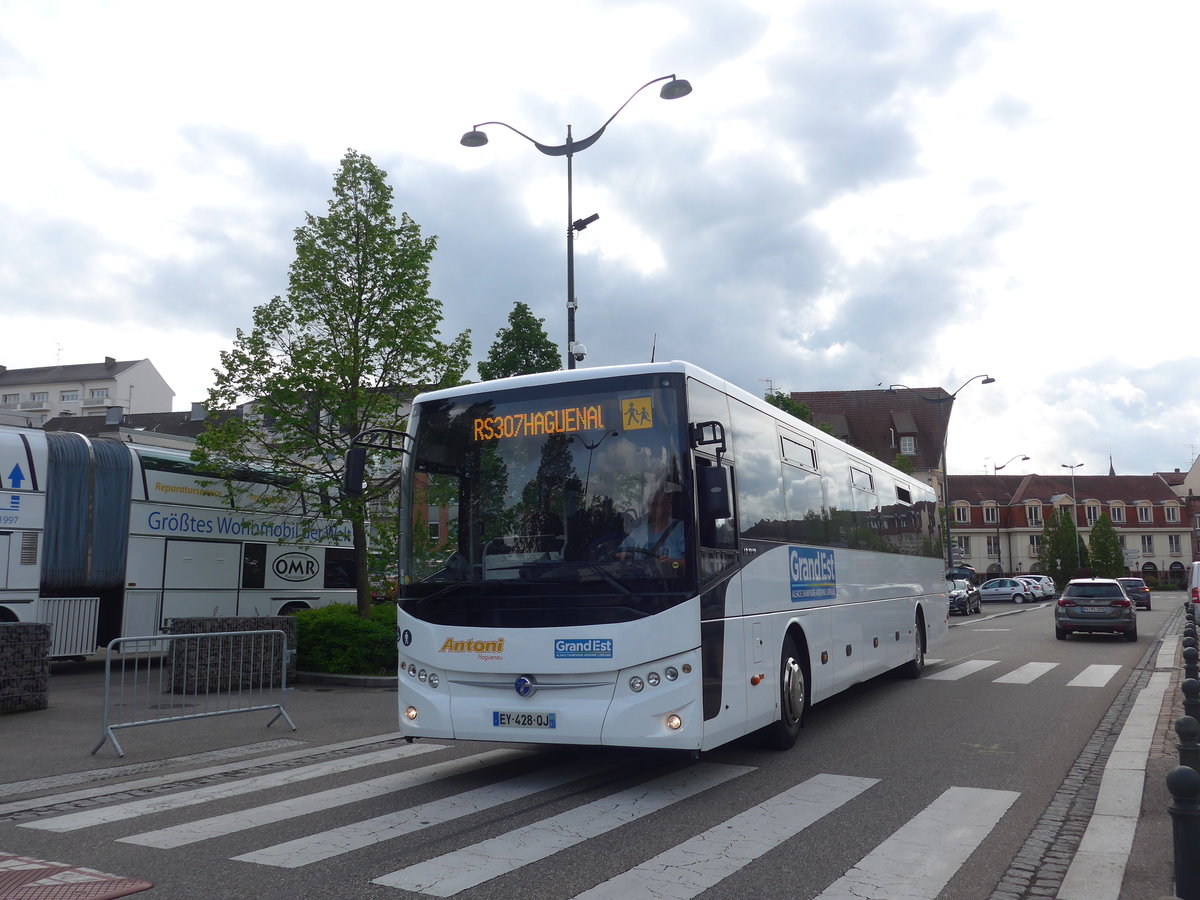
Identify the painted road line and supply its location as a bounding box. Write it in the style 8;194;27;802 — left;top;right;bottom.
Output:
814;786;1019;900
371;763;754;896
0;740;304;796
1066;664;1123;688
122;748;530;849
22;743;440;832
234;757;623;868
993;662;1059;684
0;732;421;817
570;773;878;900
925;660;1000;681
1058;672;1171;900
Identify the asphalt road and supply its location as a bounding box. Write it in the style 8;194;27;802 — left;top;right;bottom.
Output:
0;596;1182;900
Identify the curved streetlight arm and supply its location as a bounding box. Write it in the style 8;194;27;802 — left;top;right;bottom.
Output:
993;454;1030;474
463;74;688;157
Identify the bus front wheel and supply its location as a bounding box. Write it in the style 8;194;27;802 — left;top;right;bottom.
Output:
901;617;926;679
765;635;806;750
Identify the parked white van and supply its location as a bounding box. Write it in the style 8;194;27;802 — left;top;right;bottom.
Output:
1190;561;1200;605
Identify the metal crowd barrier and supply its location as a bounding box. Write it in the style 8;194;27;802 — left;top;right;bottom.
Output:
91;629;297;757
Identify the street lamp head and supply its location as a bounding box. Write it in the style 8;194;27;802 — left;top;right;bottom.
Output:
659;77;693;100
981;375;996;385
460;129;489;148
1061;462;1084;470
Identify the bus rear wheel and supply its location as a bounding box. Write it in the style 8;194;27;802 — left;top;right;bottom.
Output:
765;636;806;750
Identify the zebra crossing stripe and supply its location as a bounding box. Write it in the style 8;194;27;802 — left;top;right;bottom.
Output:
22;743;440;833
121;748;530;850
925;660;1000;681
231;756;622;868
1066;664;1122;688
992;662;1059;684
569;773;879;900
813;786;1019;900
370;762;754;896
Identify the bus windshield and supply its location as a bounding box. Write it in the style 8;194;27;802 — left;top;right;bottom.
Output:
400;374;695;625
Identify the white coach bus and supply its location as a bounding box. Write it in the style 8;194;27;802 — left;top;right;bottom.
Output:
390;361;946;752
0;425;354;657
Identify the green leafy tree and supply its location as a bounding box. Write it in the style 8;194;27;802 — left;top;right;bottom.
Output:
1087;512;1124;578
478;301;560;381
764;390;813;423
1038;508;1089;585
891;453;915;475
195;149;471;616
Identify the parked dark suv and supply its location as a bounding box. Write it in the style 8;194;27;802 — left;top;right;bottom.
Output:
1116;577;1151;610
1054;578;1137;641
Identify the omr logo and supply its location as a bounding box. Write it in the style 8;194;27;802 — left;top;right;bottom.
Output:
273;552;319;582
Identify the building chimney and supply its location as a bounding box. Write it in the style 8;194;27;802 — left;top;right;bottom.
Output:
105;356;116;367
190;402;208;422
0;365;6;374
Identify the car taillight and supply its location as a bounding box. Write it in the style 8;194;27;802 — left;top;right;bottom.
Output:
1057;598;1076;607
1111;599;1131;608
1193;587;1199;601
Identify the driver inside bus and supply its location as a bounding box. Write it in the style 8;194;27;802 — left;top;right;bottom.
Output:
616;485;684;563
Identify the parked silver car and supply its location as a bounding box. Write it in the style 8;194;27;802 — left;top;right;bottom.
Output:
979;577;1035;603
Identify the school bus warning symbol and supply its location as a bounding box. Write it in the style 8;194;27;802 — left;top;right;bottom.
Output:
621;397;654;430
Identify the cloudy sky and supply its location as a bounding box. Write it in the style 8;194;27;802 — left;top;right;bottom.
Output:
3;0;1197;479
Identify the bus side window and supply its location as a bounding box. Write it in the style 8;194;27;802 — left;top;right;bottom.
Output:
324;548;357;588
242;543;266;589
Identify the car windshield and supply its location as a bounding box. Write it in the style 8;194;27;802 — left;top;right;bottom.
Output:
1064;583;1123;600
1118;579;1145;589
951;580;970;591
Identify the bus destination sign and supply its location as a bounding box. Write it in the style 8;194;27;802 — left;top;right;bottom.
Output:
473;404;607;441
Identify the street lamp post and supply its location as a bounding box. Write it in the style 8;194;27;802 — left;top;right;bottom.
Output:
1061;462;1084;573
888;374;996;570
992;454;1029;575
461;75;692;370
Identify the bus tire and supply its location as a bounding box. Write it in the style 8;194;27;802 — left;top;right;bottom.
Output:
901;615;926;679
765;635;806;750
279;603;309;616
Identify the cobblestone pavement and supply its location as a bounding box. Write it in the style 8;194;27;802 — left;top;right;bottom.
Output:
989;602;1185;900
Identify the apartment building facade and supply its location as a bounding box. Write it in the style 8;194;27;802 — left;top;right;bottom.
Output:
0;358;173;423
946;473;1191;585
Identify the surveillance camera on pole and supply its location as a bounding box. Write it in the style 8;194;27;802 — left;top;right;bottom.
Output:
570;342;587;363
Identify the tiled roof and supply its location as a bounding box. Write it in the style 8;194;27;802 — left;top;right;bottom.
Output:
42;410;237;439
791;387;952;470
0;359;143;386
948;473;1179;505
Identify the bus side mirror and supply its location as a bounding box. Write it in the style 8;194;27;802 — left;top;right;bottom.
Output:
698;466;732;520
343;446;367;497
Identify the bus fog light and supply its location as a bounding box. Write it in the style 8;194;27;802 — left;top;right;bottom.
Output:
404;705;418;721
629;676;645;693
666;714;682;731
647;671;660;687
664;666;679;681
427;673;440;688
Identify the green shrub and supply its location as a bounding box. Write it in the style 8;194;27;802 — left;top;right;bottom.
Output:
295;602;397;676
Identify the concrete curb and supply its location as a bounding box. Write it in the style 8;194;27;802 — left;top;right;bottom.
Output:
295;671;397;688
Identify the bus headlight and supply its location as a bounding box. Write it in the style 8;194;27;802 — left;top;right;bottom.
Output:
664;666;679;681
629;676;645;693
427;673;440;689
647;671;661;687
